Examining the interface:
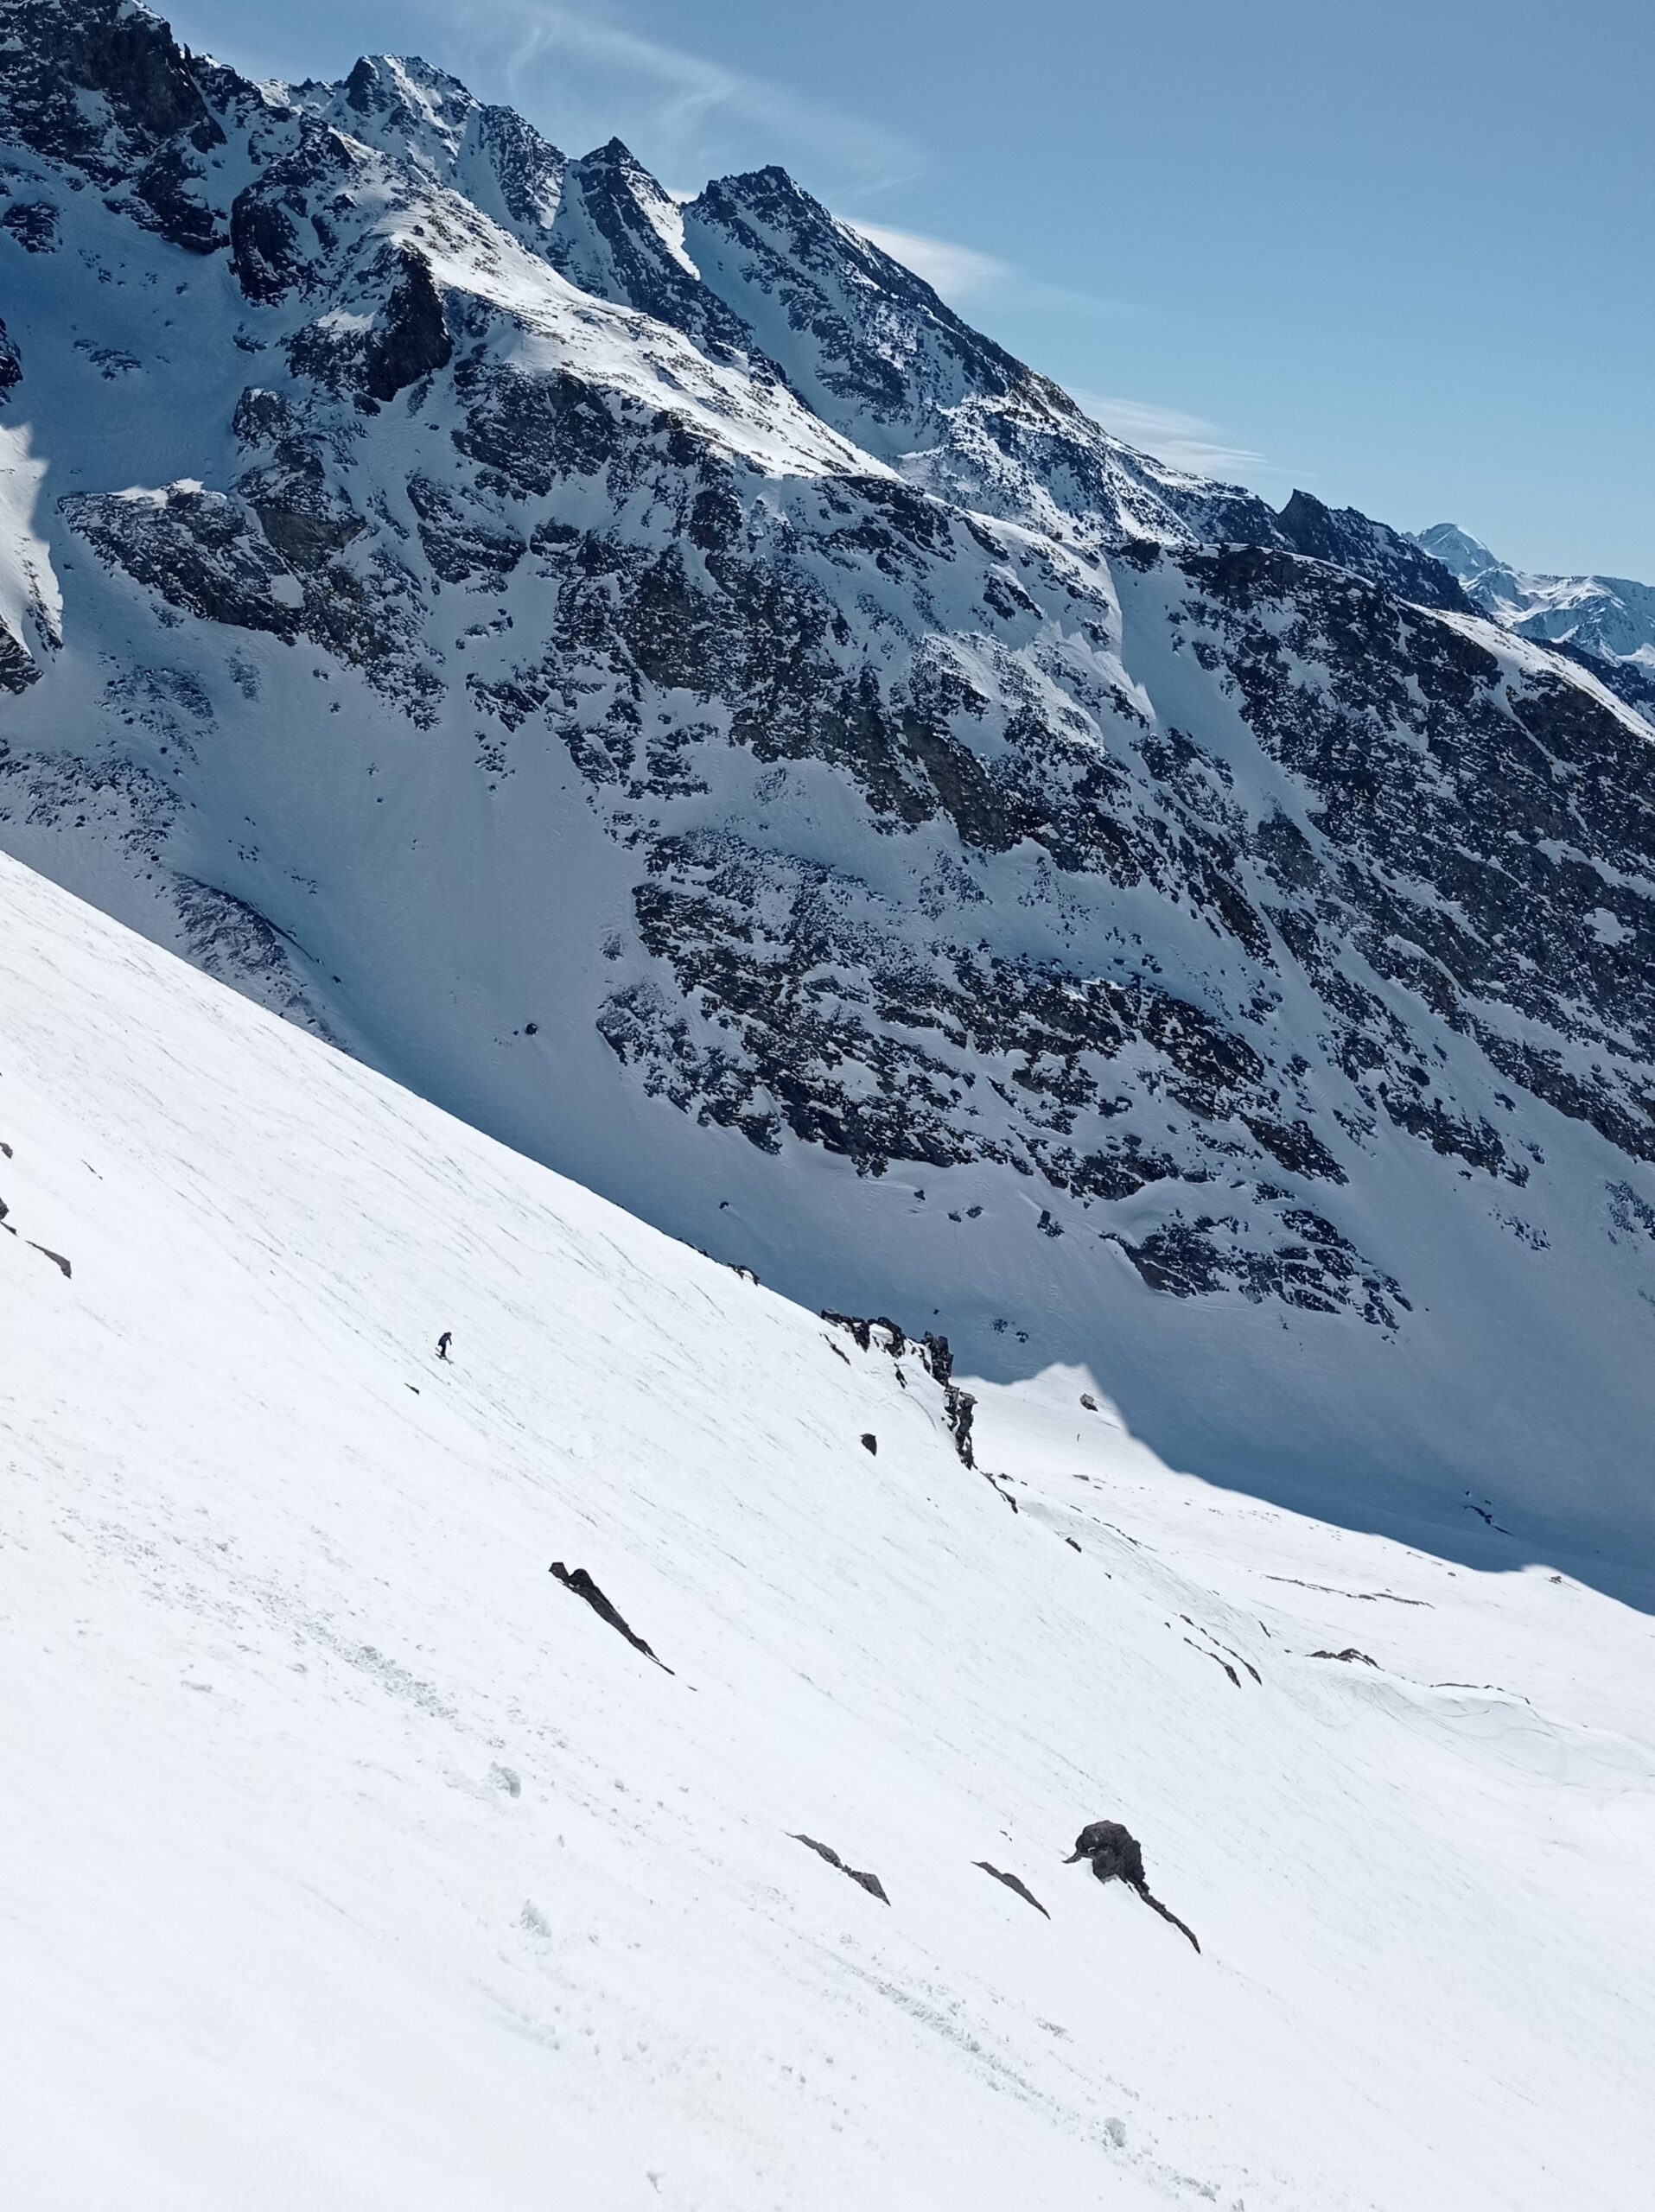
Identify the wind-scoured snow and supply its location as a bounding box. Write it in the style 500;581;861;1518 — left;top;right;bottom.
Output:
3;847;1652;2210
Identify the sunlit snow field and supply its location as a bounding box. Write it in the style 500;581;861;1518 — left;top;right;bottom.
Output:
3;850;1652;2210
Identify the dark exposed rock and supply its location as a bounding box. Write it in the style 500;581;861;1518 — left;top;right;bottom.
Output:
860;1432;877;1454
549;1560;672;1672
363;249;451;403
602;833;1347;1198
920;1332;954;1385
975;1861;1050;1917
406;473;524;583
0;0;223;253
1275;489;1473;613
1119;1210;1406;1329
64;409;438;722
822;1312;908;1357
229;123;358;303
60;486;302;638
450;359;626;495
1310;1648;1378;1665
791;1833;889;1904
475;101;565;232
0;613;37;693
1181;547;1655;1168
1065;1821;1145;1884
1065;1821;1200;1953
1;197;58;251
943;1385;977;1469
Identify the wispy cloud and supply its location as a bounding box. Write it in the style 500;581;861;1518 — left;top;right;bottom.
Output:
1071;391;1275;482
847;222;1009;302
450;0;916;194
848;224;1138;331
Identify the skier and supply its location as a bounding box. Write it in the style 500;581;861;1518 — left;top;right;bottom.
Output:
436;1329;453;1361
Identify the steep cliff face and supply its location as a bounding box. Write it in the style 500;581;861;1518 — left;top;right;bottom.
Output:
2;0;1652;1560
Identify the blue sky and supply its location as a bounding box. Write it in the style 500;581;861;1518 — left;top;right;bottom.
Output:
165;0;1654;578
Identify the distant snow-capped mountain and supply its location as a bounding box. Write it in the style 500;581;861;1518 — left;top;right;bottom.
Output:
1417;520;1655;675
3;0;1655;1566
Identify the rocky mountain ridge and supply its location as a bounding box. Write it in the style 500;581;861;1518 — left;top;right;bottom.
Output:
2;0;1653;1562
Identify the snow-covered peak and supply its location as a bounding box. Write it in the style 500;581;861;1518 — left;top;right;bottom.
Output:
1417;520;1655;671
330;53;478;168
547;137;759;365
1416;519;1501;582
679;166;1280;550
282;52;570;264
684;162;1034;447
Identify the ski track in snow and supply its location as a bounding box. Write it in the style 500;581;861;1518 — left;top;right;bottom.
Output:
3;851;1652;2210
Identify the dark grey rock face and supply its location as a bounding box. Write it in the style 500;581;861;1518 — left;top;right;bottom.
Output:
361;248;451;403
0;0;223;250
1176;544;1655;1166
1275;490;1473;613
0;614;38;693
60;486;303;638
229;123;361;305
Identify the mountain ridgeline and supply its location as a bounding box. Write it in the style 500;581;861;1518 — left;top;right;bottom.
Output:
2;0;1653;1574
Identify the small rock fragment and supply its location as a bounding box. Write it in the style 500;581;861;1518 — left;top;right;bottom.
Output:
975;1860;1050;1917
792;1833;889;1904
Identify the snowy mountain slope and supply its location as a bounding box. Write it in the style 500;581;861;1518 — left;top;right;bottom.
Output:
3;845;1652;2211
3;1;1655;1581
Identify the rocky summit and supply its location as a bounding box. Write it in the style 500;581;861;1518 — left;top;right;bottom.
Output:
2;0;1653;1571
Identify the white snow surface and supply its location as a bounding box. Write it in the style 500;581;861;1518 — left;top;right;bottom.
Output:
3;850;1652;2210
